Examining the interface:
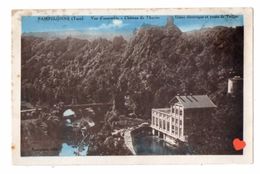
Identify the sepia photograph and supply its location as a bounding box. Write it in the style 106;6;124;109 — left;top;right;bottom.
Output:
12;8;253;164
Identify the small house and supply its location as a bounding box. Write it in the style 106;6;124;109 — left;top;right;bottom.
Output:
63;109;76;126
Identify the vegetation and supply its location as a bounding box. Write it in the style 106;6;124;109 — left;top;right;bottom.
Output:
21;103;64;156
21;24;244;154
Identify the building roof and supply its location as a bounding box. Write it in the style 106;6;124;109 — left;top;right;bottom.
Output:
229;76;243;81
169;95;217;109
152;108;171;115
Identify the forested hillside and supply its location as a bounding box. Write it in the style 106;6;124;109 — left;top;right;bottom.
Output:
21;24;243;154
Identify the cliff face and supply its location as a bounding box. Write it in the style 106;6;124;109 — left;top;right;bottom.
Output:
22;25;243;112
21;36;127;105
118;25;243;115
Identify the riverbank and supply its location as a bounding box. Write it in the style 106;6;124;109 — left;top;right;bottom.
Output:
123;123;150;155
124;129;136;155
21;105;149;156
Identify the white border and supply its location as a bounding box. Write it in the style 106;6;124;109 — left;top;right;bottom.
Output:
12;8;253;165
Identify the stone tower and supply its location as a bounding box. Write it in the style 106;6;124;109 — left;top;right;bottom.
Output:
165;16;182;34
227;76;243;96
166;16;174;28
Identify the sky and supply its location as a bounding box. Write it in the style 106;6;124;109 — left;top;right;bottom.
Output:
22;15;243;37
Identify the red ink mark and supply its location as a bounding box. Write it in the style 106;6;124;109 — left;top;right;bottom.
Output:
233;138;246;151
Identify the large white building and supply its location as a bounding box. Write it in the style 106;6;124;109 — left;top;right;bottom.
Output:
151;95;217;145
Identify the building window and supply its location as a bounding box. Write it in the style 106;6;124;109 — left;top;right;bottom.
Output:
180;110;183;115
176;119;178;124
159;119;162;129
179;128;182;136
172;107;175;113
171;125;175;134
156;118;158;126
179;119;182;126
167;122;170;131
163;120;166;130
175;108;178;115
175;127;178;135
172;117;174;123
152;116;155;125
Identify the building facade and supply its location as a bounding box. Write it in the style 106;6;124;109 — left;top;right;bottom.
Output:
151;95;217;145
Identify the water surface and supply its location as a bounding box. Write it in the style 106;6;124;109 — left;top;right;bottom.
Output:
59;143;88;156
133;135;187;155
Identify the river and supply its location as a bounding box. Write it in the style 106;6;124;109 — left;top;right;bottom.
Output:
59;143;88;156
131;127;189;155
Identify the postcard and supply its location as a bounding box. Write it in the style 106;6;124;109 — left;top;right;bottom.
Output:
12;8;253;165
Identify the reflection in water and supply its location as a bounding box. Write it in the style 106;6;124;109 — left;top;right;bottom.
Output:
59;143;88;156
133;135;187;155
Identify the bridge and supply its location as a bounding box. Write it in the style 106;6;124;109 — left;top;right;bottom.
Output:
64;102;112;108
21;102;113;120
